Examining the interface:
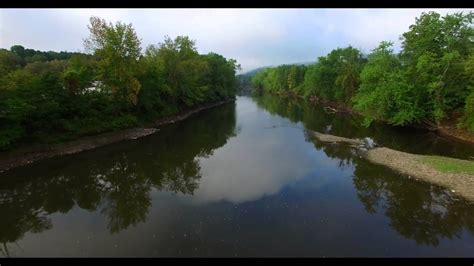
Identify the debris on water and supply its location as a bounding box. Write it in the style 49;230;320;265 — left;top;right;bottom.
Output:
364;137;376;149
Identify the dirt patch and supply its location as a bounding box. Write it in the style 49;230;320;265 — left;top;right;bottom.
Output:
436;125;474;146
366;147;474;202
0;99;233;173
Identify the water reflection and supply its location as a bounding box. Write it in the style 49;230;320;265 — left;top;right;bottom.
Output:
254;94;474;159
255;93;474;247
1;95;474;257
353;161;474;246
184;97;324;204
0;102;237;251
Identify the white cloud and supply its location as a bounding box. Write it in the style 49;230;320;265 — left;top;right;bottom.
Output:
174;97;343;205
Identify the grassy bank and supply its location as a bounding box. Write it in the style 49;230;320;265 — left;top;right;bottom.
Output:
420;155;474;175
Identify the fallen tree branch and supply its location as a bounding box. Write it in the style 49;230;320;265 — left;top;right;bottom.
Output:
324;106;338;113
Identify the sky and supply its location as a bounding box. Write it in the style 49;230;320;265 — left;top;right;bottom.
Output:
1;8;472;73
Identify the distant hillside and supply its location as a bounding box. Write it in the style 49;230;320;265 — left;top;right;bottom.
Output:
236;61;316;95
297;61;317;66
241;61;316;78
240;66;269;77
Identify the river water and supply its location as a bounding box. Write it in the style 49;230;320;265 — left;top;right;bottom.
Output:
1;95;474;257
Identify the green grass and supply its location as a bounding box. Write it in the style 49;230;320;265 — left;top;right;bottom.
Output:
421;155;474;175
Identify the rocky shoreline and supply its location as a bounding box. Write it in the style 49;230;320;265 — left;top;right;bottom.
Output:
308;129;474;202
366;147;474;202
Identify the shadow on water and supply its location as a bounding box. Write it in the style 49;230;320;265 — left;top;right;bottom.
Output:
0;102;237;253
255;94;474;248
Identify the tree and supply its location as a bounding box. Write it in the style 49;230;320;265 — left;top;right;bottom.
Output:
10;45;26;59
287;65;306;94
353;41;422;126
202;52;240;100
63;54;97;95
0;49;23;77
251;69;269;92
0;17;239;150
152;36;208;107
400;11;474;124
302;46;365;104
460;53;474;131
84;16;142;106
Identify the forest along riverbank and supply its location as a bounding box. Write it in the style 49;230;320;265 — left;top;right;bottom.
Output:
249;12;474;146
2;95;474;257
273;91;474;146
309;129;474;202
0;99;233;173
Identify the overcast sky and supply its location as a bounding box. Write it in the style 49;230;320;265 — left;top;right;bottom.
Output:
1;8;472;73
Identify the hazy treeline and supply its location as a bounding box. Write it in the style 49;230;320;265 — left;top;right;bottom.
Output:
252;11;474;131
0;17;240;150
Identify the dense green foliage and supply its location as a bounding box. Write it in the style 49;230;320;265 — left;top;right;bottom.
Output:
252;11;474;131
252;64;307;95
304;47;365;105
8;45;83;64
0;17;239;150
461;53;474;131
252;47;364;106
352;41;418;126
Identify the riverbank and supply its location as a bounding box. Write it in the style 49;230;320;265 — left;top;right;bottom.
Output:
307;95;354;114
308;129;474;202
366;147;474;201
435;123;474;146
0;99;233;173
269;92;474;145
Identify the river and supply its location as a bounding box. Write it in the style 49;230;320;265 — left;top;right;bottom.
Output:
1;95;474;257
